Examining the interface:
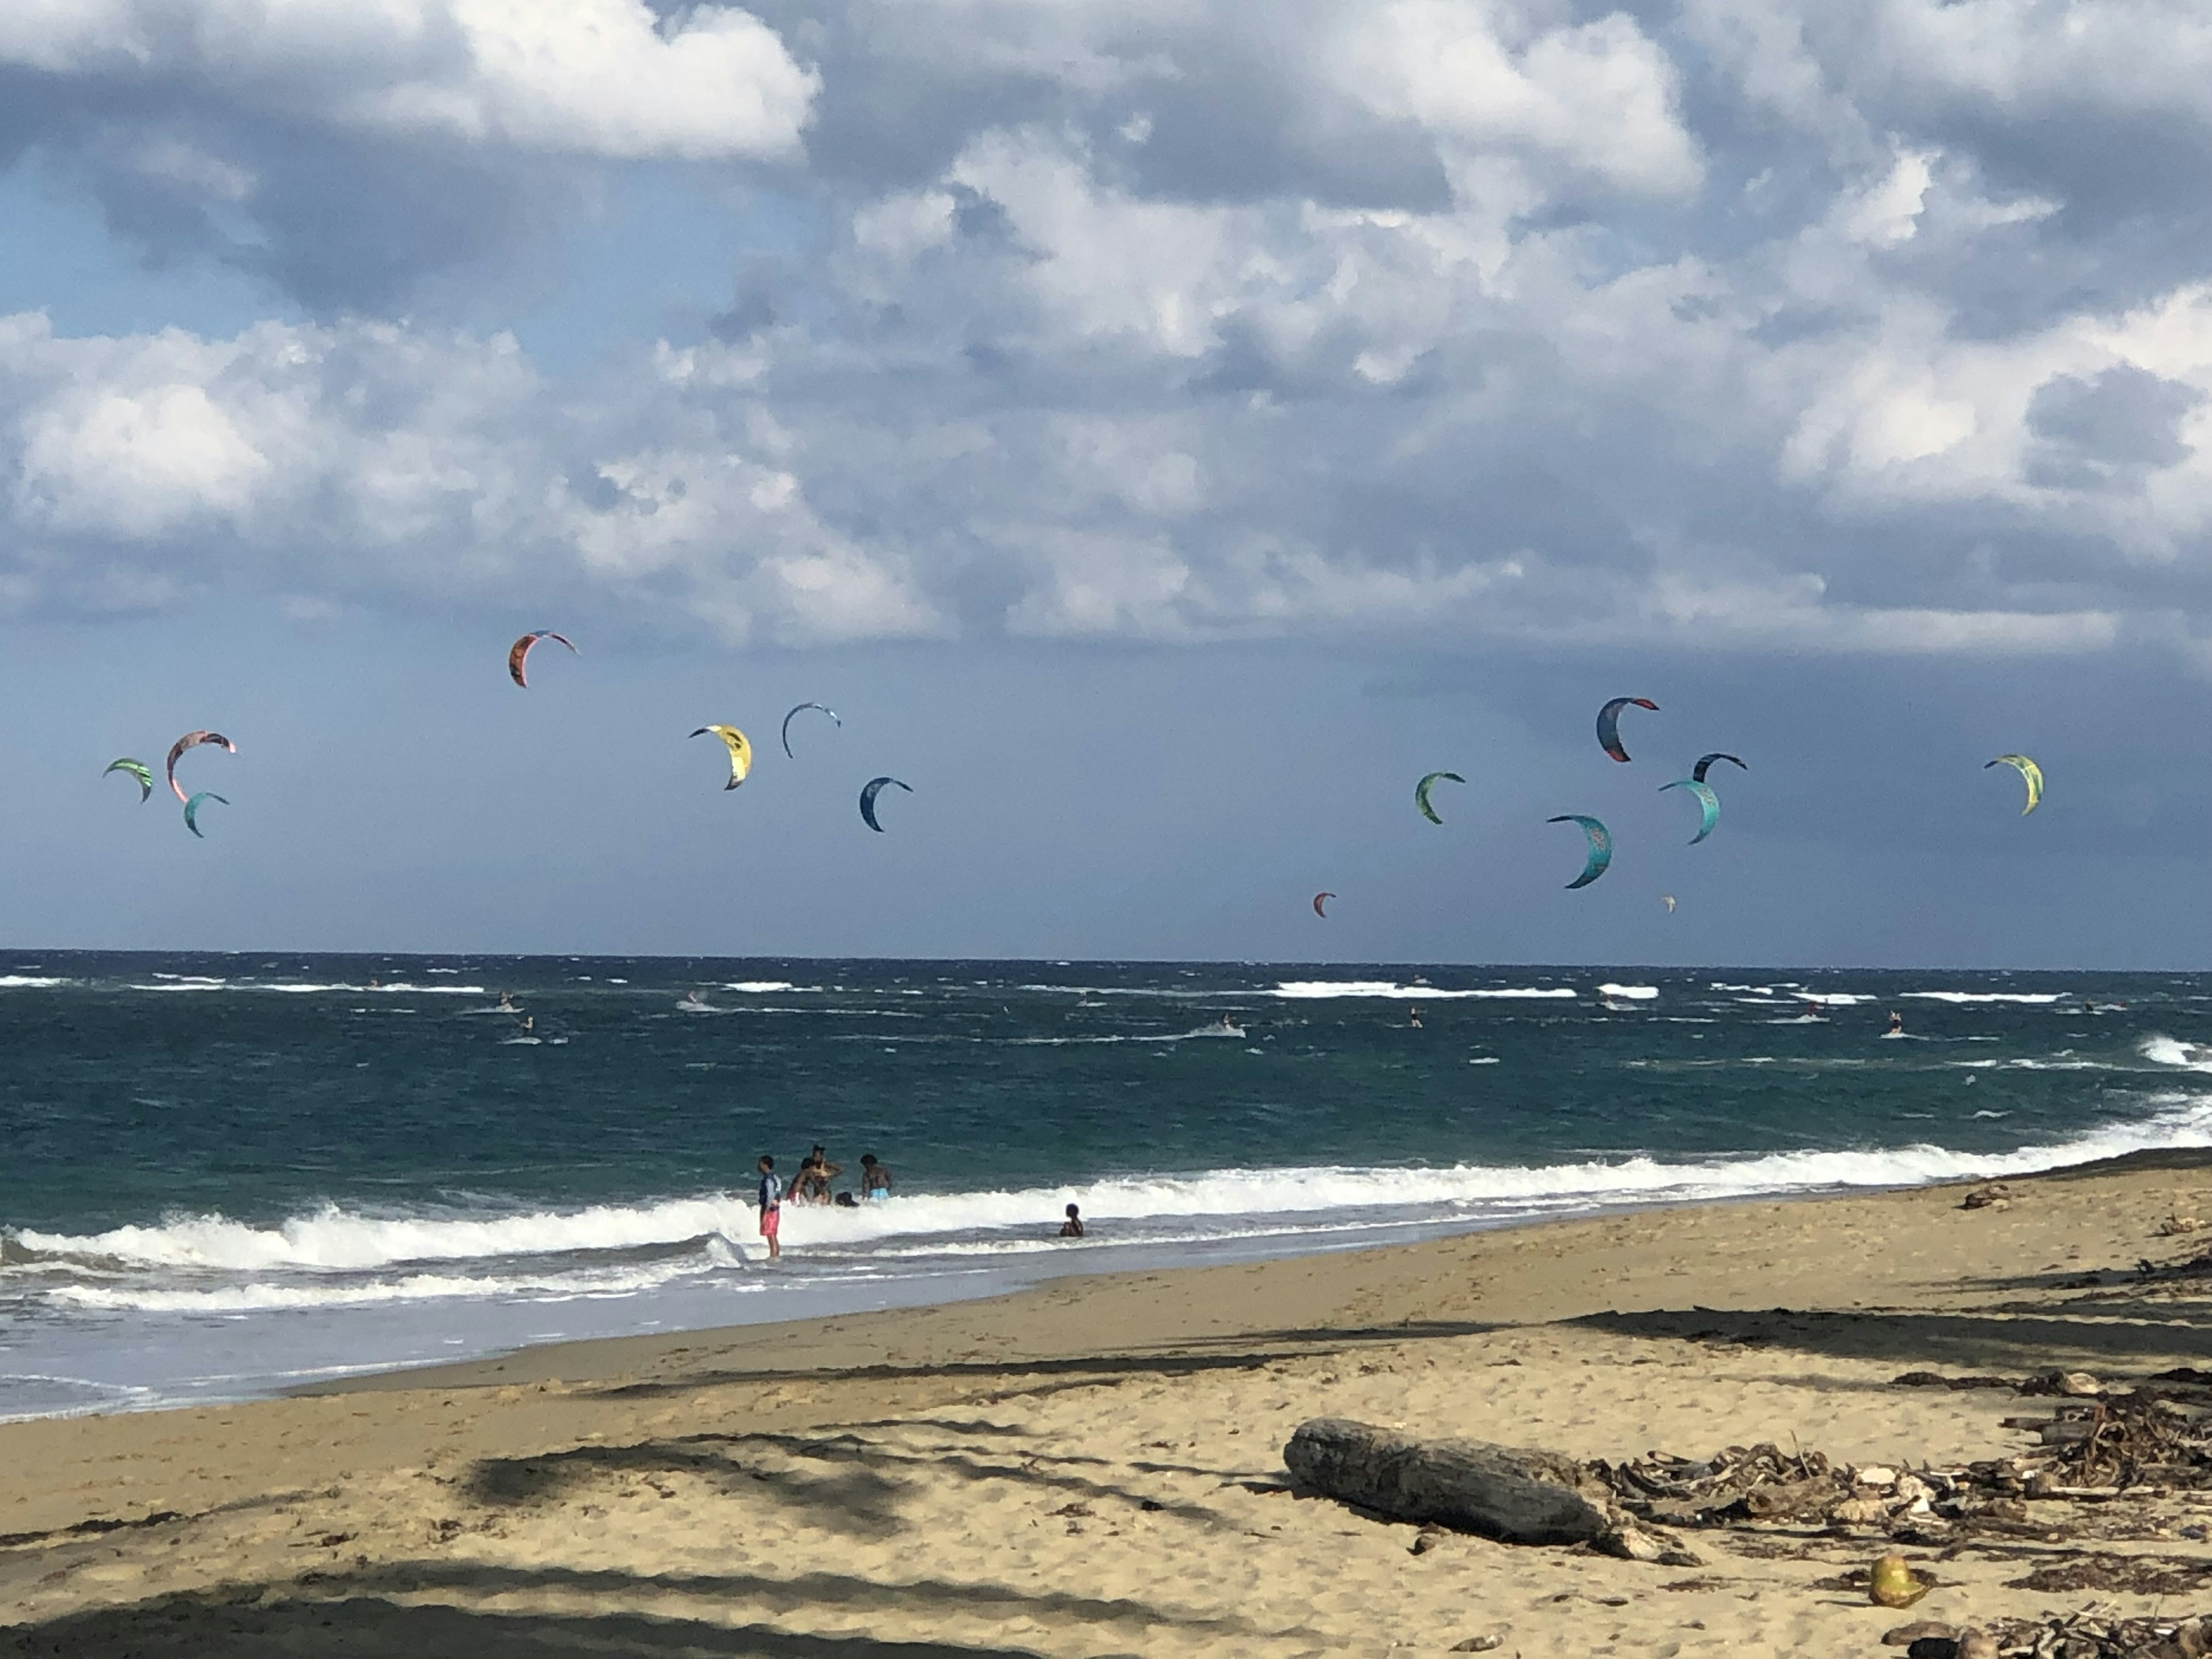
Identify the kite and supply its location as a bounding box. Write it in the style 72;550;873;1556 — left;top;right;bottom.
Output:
1596;698;1658;763
1415;771;1466;825
1662;895;1677;912
104;759;153;802
1986;753;2044;815
781;703;840;759
1313;891;1335;918
183;791;228;839
1547;814;1613;889
1658;778;1722;844
507;631;576;688
1692;753;1745;784
165;731;234;804
689;725;753;790
859;775;912;832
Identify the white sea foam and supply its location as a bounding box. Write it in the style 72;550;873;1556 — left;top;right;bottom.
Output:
20;1093;2212;1278
1794;992;1874;1007
0;975;70;988
1270;982;1574;1001
722;982;800;993
48;1252;755;1313
1597;984;1658;1001
2143;1035;2212;1073
1902;991;2069;1005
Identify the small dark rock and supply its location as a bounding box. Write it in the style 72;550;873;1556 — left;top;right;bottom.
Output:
1883;1620;1958;1646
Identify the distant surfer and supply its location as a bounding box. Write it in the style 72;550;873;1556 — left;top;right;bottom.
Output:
1059;1203;1085;1238
1886;1010;1904;1038
1408;1006;1423;1029
1217;1015;1237;1034
859;1154;892;1200
497;991;514;1012
756;1154;782;1260
677;988;711;1012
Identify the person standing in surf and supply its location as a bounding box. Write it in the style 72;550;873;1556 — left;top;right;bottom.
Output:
756;1155;783;1260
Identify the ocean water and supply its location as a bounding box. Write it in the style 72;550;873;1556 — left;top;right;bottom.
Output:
3;954;2211;1420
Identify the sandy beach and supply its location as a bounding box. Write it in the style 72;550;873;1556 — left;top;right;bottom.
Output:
7;1153;2212;1656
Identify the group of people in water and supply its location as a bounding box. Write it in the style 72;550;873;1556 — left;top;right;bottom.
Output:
748;1145;1085;1261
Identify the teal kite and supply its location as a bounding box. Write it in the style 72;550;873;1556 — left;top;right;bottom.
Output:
1985;754;2043;815
1547;815;1612;888
1415;771;1465;825
104;758;153;802
1659;778;1721;844
183;791;228;839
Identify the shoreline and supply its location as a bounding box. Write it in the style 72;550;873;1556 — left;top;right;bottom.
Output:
9;1148;2212;1652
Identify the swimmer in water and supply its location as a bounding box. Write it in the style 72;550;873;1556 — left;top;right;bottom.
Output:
1059;1203;1085;1238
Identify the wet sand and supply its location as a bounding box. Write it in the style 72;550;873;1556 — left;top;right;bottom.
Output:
6;1151;2212;1656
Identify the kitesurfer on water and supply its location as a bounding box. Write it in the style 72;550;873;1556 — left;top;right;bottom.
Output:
1887;1010;1904;1037
756;1156;782;1260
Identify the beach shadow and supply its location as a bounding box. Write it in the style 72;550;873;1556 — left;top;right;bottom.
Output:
1570;1305;2212;1373
0;1593;1052;1657
590;1320;1505;1402
666;1429;1234;1528
338;1559;1282;1639
464;1439;907;1540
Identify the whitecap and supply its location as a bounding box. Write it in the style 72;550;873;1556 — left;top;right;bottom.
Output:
1902;991;2069;1005
1270;982;1574;1001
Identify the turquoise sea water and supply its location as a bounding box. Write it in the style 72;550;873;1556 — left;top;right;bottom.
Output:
3;954;2210;1418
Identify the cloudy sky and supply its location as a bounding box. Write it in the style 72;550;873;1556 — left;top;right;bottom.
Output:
0;0;2206;966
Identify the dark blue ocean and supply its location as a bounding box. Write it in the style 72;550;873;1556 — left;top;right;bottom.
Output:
4;954;2210;1419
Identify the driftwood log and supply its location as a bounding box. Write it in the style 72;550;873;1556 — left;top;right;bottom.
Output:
1283;1417;1612;1544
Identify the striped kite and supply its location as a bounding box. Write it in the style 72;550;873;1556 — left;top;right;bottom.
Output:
104;758;153;802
